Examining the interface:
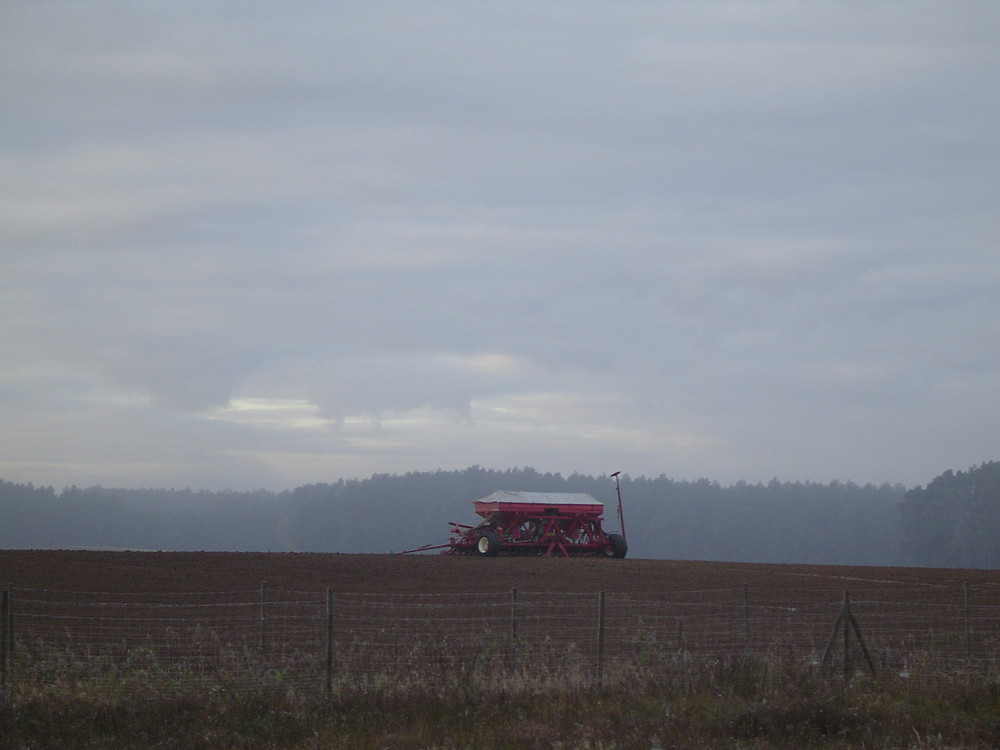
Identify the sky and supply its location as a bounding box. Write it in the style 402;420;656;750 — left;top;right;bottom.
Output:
2;2;999;492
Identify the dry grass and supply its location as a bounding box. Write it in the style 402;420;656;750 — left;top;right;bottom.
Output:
5;644;1000;749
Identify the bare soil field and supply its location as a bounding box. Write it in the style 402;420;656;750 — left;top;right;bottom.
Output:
2;549;998;595
7;551;1000;750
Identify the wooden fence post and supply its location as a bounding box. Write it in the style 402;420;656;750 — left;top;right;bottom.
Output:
510;587;518;670
325;588;334;693
596;591;606;692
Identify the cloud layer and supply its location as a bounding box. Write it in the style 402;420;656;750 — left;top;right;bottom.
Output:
3;2;999;490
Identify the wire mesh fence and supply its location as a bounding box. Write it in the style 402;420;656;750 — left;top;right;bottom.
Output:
4;582;1000;693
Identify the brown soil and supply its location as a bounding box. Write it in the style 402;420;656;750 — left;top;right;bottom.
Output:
2;549;997;595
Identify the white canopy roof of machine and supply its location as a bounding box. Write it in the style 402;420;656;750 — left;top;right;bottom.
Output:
474;490;602;507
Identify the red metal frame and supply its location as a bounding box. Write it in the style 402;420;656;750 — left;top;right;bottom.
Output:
446;499;623;557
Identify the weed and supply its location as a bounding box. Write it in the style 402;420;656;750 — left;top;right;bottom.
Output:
7;649;1000;748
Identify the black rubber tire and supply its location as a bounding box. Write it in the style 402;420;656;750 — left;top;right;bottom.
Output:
605;532;628;559
475;529;502;557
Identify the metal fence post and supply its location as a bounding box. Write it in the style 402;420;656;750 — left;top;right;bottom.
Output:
510;587;518;670
820;588;874;678
843;590;851;678
325;588;334;693
259;581;268;654
1;587;8;689
964;581;972;661
743;584;750;655
596;590;606;692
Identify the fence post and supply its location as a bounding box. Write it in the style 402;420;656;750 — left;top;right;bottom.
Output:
260;581;268;654
820;589;875;678
325;588;333;693
1;587;8;689
964;581;972;661
842;590;851;678
510;587;518;670
743;584;750;655
596;591;606;692
820;590;850;676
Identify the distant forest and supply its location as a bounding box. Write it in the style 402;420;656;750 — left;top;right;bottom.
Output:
2;463;998;567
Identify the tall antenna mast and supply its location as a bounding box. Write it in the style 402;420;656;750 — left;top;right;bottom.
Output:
610;471;626;542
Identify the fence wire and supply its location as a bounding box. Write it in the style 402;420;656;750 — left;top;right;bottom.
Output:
4;583;1000;693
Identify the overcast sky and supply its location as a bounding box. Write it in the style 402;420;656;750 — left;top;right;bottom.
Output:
2;2;999;492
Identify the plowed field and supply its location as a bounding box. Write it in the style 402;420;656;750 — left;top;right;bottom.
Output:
2;549;998;594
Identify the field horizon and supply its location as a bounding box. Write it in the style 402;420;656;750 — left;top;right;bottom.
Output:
4;549;998;595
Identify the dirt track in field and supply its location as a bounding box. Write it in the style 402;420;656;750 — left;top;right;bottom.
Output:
3;549;999;595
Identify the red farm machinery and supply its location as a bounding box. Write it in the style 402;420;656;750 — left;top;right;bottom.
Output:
412;487;628;558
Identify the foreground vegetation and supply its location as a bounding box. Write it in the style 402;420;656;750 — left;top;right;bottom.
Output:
4;657;1000;749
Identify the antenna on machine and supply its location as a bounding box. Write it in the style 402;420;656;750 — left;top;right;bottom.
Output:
610;471;626;543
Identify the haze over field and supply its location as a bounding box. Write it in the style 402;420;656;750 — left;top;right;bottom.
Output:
3;2;999;492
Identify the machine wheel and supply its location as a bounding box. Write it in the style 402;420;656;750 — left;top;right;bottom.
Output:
605;533;628;559
475;529;502;557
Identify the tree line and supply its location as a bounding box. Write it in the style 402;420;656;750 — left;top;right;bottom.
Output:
0;463;995;566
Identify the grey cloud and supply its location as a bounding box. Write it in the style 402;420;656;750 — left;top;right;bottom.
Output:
2;1;999;490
